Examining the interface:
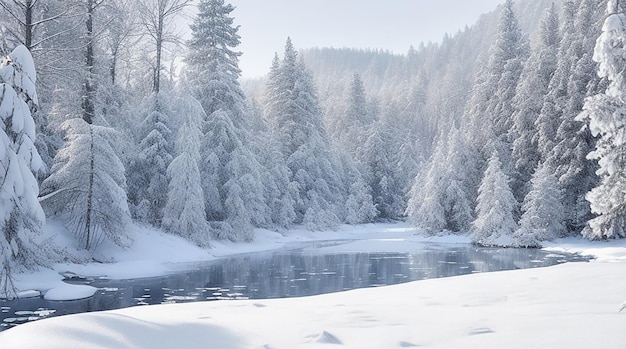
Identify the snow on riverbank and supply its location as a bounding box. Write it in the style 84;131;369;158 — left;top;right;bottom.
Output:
13;220;466;300
2;221;626;348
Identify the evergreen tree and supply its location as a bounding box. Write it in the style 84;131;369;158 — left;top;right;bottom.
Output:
510;3;559;200
41;118;131;251
406;135;447;233
406;128;473;233
264;38;346;228
459;0;528;221
185;0;269;240
577;0;626;239
545;0;606;232
126;94;172;226
163;96;209;247
342;155;377;224
0;45;46;296
515;163;566;247
41;1;131;251
466;0;528;146
362;117;405;219
471;151;518;246
185;0;246;129
328;72;374;156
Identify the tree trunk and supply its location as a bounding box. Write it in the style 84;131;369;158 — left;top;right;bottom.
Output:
24;0;33;49
82;0;95;124
154;16;163;94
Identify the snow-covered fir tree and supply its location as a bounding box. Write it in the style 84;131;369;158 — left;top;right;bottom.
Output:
264;38;347;229
361;115;405;219
514;163;565;247
41;118;131;251
185;0;269;240
544;0;606;233
202;108;268;241
185;0;246;129
406;128;473;234
0;45;46;296
510;3;559;200
126;94;173;226
406;134;448;234
162;96;210;247
342;155;377;224
471;151;518;246
328;72;375;157
465;0;528;147
577;0;626;239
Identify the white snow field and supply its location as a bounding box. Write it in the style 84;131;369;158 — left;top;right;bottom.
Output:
1;222;626;348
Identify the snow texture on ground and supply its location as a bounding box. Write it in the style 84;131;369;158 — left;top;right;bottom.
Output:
1;221;625;348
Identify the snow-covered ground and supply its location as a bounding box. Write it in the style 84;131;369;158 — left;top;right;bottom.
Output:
1;221;626;348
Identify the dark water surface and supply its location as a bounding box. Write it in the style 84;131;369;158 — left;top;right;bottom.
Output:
0;242;588;331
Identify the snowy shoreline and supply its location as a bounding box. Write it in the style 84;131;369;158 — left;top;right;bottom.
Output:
12;221;471;301
1;221;626;348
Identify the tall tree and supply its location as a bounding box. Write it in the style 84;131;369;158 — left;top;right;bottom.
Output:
126;95;173;225
544;0;606;233
185;0;245;128
328;72;375;156
185;0;269;240
577;0;626;239
509;3;560;200
41;1;131;251
465;0;528;146
264;38;346;229
515;163;565;247
459;0;528;219
137;0;191;94
41;119;131;251
162;96;209;246
0;45;46;296
471;151;518;247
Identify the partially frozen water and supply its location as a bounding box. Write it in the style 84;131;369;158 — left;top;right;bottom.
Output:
0;243;588;331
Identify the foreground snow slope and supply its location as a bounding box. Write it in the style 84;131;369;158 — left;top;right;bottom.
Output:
1;259;625;348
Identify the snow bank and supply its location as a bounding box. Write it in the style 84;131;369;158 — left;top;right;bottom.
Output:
2;221;626;348
1;258;625;348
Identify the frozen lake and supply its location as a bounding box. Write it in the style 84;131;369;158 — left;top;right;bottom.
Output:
0;241;588;331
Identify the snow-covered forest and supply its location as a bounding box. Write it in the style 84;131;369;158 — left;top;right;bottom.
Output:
0;0;624;295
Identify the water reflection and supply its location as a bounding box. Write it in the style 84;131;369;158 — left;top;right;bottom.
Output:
0;245;587;331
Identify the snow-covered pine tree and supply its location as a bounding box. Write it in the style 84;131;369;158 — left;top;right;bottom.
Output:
458;0;528;222
328;72;375;157
545;0;606;233
342;155;377;224
0;45;46;297
406;134;447;234
576;0;626;239
510;3;559;200
406;127;473;234
201;108;268;241
465;0;528;146
41;1;131;251
126;94;173;226
41;118;131;251
471;151;518;247
162;96;210;247
264;38;346;229
185;0;269;240
361;116;405;219
185;0;246;130
442;128;474;232
515;163;566;247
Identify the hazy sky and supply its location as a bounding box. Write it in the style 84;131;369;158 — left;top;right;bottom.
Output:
210;1;508;78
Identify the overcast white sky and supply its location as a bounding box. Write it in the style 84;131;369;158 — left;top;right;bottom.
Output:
203;1;508;78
